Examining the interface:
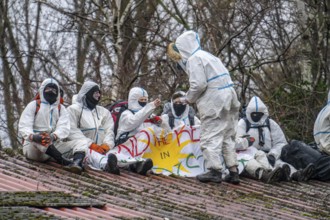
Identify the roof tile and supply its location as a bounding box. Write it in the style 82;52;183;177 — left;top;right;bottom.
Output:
0;151;329;219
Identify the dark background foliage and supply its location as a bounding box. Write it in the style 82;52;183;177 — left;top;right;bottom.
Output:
1;0;330;148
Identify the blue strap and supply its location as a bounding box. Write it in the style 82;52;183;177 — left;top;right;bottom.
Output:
314;131;330;136
207;73;230;82
191;47;201;56
191;32;201;56
80;128;96;132
141;88;145;97
254;97;259;112
50;109;53;127
217;84;233;90
174;115;188;120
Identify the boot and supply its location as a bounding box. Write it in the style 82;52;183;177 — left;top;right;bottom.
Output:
104;153;120;175
260;167;283;184
63;152;85;175
45;144;72;166
135;159;153;175
279;164;291;181
196;169;222;183
224;171;240;185
291;163;315;182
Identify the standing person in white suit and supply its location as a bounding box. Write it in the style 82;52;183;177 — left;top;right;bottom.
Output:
167;30;241;184
18;78;72;167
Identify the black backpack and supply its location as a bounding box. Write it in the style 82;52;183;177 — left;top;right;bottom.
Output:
243;117;271;147
105;100;129;137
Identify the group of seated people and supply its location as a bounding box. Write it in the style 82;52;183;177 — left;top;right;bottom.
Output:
18;78;330;183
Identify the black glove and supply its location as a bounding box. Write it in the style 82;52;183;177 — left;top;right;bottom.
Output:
50;133;58;142
267;155;276;167
31;133;50;146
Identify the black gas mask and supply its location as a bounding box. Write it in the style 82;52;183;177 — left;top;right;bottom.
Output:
173;103;186;116
138;101;147;107
251;112;264;122
43;83;58;105
85;85;100;110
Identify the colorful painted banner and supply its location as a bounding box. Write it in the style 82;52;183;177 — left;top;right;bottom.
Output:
88;125;246;176
109;125;205;177
142;125;205;177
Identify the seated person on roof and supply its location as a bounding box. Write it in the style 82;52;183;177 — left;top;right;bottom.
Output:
56;81;119;175
18;78;72;168
279;90;330;181
116;87;162;143
109;87;162;175
235;96;315;183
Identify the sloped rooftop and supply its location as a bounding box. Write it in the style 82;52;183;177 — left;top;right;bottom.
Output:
0;149;329;219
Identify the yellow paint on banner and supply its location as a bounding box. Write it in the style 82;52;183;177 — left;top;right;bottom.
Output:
143;126;191;174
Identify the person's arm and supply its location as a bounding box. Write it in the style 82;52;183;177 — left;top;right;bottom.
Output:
67;105;94;146
52;105;70;140
18;101;37;140
318;114;330;154
118;102;156;134
186;56;207;103
235;119;251;151
101;108;115;149
269;120;288;159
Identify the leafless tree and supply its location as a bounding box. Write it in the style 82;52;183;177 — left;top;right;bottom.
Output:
1;0;330;147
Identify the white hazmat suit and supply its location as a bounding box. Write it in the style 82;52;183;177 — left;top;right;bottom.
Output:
87;87;156;172
236;96;296;176
58;81;115;158
19;78;70;161
174;31;240;172
314;90;330;155
116;87;158;140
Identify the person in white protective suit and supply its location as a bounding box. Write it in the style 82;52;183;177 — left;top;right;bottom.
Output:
57;81;119;175
314;90;330;155
161;91;201;129
113;87;162;175
236;96;315;182
167;30;241;184
18;78;72;166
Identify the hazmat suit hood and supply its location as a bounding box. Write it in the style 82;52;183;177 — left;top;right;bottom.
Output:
76;81;99;107
128;87;148;112
246;96;269;125
170;91;189;118
175;30;201;62
39;78;60;106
